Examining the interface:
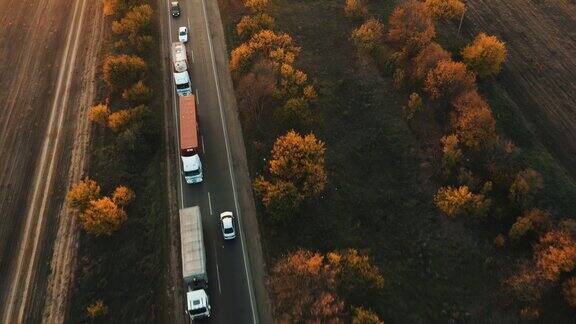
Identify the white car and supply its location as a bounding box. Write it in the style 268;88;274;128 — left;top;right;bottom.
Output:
178;27;188;43
220;211;236;240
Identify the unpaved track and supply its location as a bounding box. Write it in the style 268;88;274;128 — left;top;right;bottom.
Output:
0;0;99;321
465;0;576;176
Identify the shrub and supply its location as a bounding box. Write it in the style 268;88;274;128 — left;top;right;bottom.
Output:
451;90;497;149
424;60;476;101
440;134;462;171
111;185;135;206
344;0;367;20
236;13;275;40
351;18;385;53
86;299;108;318
424;0;466;20
103;54;147;92
392;68;405;90
462;33;507;78
107;105;148;132
352;307;384;324
244;0;269;13
509;168;544;209
89;104;111;126
404;92;423;120
509;209;551;242
79;197;128;236
67;178;101;212
388;1;436;55
411;42;451;81
103;0;118;16
494;234;506;248
122;80;152;104
563;277;576;308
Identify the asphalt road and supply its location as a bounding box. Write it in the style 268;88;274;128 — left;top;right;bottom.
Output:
165;0;259;323
0;0;98;321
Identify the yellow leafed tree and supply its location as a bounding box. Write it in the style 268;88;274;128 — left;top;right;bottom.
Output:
462;33;507;78
425;0;466;21
80;197;128;236
88;104;111;126
66;177;101;212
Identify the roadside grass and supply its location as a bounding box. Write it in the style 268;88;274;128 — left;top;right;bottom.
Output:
68;2;168;322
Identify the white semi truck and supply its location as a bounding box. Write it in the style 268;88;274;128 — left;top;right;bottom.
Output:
179;206;211;320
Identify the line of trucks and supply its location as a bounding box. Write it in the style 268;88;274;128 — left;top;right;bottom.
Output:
172;42;210;321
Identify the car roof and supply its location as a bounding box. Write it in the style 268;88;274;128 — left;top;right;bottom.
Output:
222;217;233;229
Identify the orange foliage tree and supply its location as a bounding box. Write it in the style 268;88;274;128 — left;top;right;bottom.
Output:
107;105;148;132
450;90;497;149
434;185;490;218
351;18;385;53
112;185;135;206
86;299;108;318
462;33;507;78
80;197;128;236
103;54;147;92
352;306;384;324
509;209;551;242
244;0;269;13
387;0;436;55
424;60;476;101
424;0;466;21
534;228;576;281
236;13;275;40
509;168;543;209
89;104;111;126
66;178;101;212
111;4;153;38
440;134;462;171
344;0;367;19
254;131;326;218
268;249;344;323
411;42;451;81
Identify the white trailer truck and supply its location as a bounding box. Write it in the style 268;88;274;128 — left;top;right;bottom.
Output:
171;41;188;73
179;206;211;320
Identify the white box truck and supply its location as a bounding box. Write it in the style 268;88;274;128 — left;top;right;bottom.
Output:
174;71;192;96
172;41;188;72
180;206;211;320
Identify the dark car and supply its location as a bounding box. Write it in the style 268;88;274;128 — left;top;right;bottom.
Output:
171;1;181;17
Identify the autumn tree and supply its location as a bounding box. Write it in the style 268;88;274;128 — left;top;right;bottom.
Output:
122;80;152;104
268;249;344;323
450;90;497;149
344;0;367;19
107;105;148;132
328;249;384;304
352;307;384;324
509;208;551;242
236;13;275;40
236;59;277;120
411;42;451;81
440;134;462;172
462;33;507;78
276;63;310;99
404;92;423;120
534;228;576;281
254;131;326;218
89;104;111;126
434;185;490;218
80;197;128;236
103;0;118;16
67;178;101;212
351;19;385;53
86;299;108;318
563;277;576;308
424;0;466;21
112;185;135;206
244;0;269;13
103;54;147;92
509;168;543;209
112;4;153;38
387;1;436;55
424;60;476;101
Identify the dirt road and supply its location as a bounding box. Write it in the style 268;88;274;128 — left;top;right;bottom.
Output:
0;0;101;321
465;0;576;176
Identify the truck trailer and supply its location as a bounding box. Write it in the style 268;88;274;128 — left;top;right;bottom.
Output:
180;206;211;320
171;41;188;73
179;95;203;184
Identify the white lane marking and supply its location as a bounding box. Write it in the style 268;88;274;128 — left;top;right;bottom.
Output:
201;135;205;153
3;0;86;321
214;244;222;295
187;17;191;29
200;0;258;322
191;49;195;63
207;192;213;215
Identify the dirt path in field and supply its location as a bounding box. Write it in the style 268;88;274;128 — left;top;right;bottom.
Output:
465;0;576;176
41;2;104;322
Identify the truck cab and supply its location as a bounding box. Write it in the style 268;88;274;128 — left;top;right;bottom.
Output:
174;71;192;96
181;153;202;184
186;289;211;320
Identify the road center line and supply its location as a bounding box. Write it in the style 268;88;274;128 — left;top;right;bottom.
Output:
213;244;222;295
199;0;258;321
207;192;213;215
